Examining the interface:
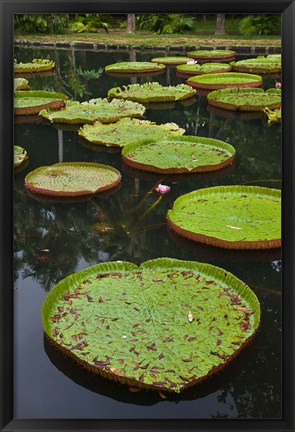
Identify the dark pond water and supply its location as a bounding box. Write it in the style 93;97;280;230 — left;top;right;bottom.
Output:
14;46;281;419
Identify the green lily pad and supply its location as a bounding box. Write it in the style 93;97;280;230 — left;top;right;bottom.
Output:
24;162;121;197
176;62;232;76
14;78;31;92
151;56;192;65
105;62;166;73
187;73;263;90
187;50;236;61
108;82;196;103
42;257;260;393
122;135;236;174
167;186;281;249
231;57;281;74
14;145;28;168
14;90;68;116
39;99;146;124
207;88;281;112
266;54;281;60
14;58;55;73
78;118;185;148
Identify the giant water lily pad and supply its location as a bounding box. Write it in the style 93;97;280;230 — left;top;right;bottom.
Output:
25;162;121;197
187;50;236;61
42;257;260;393
14;78;31;92
167;186;281;249
207;88;281;112
108;82;196;103
14;90;68;115
39;99;146;124
14;145;28;168
187;73;262;90
105;62;166;74
151;56;192;66
78;118;185;148
176;62;232;76
231;57;281;74
122;135;235;174
14;58;55;73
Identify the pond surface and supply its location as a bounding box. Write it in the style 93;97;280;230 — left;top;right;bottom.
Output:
14;46;281;419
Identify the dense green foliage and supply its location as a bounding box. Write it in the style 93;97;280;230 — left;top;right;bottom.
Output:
136;14;195;34
14;14;69;34
239;15;280;35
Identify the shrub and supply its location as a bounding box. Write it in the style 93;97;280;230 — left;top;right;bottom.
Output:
239;15;280;35
14;14;69;34
137;14;195;34
69;14;109;33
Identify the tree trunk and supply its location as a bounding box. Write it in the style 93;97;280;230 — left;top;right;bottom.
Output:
215;14;226;35
127;14;136;33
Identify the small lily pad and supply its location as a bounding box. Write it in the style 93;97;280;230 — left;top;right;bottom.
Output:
167;186;281;249
42;257;260;393
14;90;68;116
231;57;281;74
207;88;281;112
14;58;55;73
187;50;236;61
187;73;263;90
151;56;192;65
78;118;185;148
14;145;28;168
105;62;166;73
25;162;121;197
14;78;31;92
176;63;232;76
122;135;236;174
264;107;281;124
108;82;196;103
39;99;146;124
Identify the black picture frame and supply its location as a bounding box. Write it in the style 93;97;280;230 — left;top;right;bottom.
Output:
1;1;294;431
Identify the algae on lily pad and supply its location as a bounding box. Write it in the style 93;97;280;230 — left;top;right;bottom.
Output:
108;82;196;103
151;56;192;66
176;62;232;76
14;58;55;73
14;90;68;116
207;88;281;112
14;145;28;168
187;50;236;61
39;99;146;124
14;78;31;92
78;118;185;148
25;162;121;197
231;57;281;74
167;186;281;249
122;135;236;174
42;257;260;393
105;62;166;74
186;72;263;90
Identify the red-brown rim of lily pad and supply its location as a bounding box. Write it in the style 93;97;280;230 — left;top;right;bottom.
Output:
232;65;281;74
15;99;65;116
187;78;263;90
121;136;236;175
207;104;264;121
187;51;236;61
24;162;122;197
176;66;232;78
167;186;281;250
207;89;281;112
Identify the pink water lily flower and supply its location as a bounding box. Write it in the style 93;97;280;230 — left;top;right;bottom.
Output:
187;59;198;65
275;82;281;89
155;184;170;194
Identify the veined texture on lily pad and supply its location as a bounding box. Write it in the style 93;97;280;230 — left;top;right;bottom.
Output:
186;73;263;91
105;61;166;74
167;186;281;249
78;118;185;148
14;145;28;168
14;90;68;116
42;258;260;393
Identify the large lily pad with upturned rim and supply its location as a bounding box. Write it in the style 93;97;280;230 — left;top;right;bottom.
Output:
39;98;146;124
186;73;262;90
151;56;192;66
25;162;121;197
187;50;236;61
167;186;281;249
14;58;55;73
14;90;68;116
176;62;232;76
122;135;236;174
207;88;281;112
105;62;166;74
42;257;260;393
108;82;196;103
231;57;281;74
78;118;185;148
14;78;31;92
14;146;28;168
